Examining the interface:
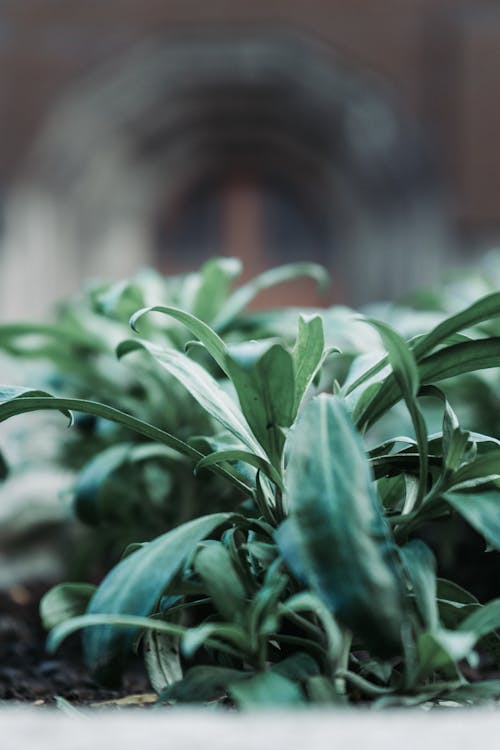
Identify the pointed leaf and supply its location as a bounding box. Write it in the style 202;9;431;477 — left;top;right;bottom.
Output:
160;666;248;704
228;671;304;707
191;257;242;323
449;451;500;490
194;542;247;623
118;339;263;456
413;290;500;359
195;449;283;489
83;513;234;683
213;262;329;332
458;599;500;639
444;491;500;549
73;443;134;525
277;394;407;656
366;320;428;505
143;630;182;694
399;540;438;630
226;341;295;464
417;630;475;680
40;584;96;631
130;306;229;374
0;389;251;495
291;315;325;414
354;334;500;433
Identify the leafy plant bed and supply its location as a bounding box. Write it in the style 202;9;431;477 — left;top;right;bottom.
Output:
4;258;500;710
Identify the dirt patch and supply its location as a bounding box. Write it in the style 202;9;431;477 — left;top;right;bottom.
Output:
0;583;151;707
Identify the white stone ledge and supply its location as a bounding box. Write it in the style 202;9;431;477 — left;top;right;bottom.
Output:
1;708;500;750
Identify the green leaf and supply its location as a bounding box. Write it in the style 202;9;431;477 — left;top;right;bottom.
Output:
226;341;295;465
366;320;428;505
306;675;347;704
0;388;252;496
193;542;247;623
0;322;106;356
228;671;305;707
48;613;242;661
416;630;475;680
195;449;283;490
436;578;479;605
280;592;343;668
0;389;190;458
181;622;249;658
191;257;242;323
376;474;408;511
458;598;500;639
143;630;182;694
413;290;500;359
420;337;500;383
117;339;263;457
0;449;8;481
398;540;438;631
355;336;500;432
213;262;329;332
443;491;500;549
277;394;407;656
82;513;234;684
48;614;185;653
442;402;470;473
291;315;325;414
246;558;288;641
73;443;134;525
445;680;500;704
269;652;320;683
40;583;96;631
160;666;249;704
130;306;229;374
0;387;74;424
418;385;470;473
449;452;500;489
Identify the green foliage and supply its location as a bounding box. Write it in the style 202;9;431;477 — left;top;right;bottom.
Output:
5;257;500;708
0;259;328;559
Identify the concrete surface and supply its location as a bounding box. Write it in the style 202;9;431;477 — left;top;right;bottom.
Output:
1;708;499;750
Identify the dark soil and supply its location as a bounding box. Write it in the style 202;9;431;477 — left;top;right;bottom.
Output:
0;583;151;707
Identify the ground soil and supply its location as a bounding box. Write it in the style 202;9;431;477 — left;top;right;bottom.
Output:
0;582;151;708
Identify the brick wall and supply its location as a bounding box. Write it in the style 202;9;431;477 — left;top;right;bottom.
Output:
1;0;500;234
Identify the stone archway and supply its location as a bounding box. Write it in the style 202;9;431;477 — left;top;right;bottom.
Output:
0;29;452;319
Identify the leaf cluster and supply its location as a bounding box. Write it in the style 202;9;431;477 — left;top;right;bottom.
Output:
4;260;500;708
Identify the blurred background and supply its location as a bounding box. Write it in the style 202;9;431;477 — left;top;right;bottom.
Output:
1;0;500;318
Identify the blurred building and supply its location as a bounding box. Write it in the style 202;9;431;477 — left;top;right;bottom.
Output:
1;1;499;317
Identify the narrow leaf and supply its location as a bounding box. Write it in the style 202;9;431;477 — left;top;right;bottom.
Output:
196;449;283;489
143;630;182;694
82;513;234;683
213;262;329;332
444;491;500;550
366;320;428;505
118;339;263;456
226;341;295;465
160;666;248;704
277;394;407;656
413;290;500;359
228;671;304;707
194;543;247;623
398;540;438;630
130;306;229;374
40;584;96;631
291;315;325;414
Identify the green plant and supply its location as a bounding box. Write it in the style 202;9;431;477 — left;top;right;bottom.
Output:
4;280;500;708
0;258;331;564
364;249;500;441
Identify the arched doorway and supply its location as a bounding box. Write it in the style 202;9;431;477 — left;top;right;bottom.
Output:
0;29;451;318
